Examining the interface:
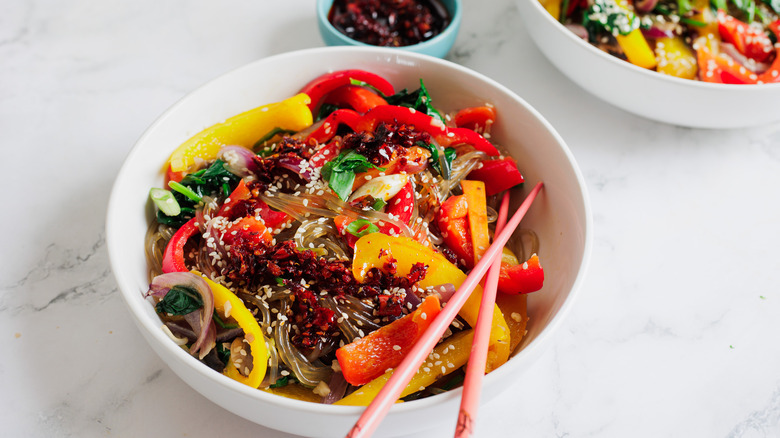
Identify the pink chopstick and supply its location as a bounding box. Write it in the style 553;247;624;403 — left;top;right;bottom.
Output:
346;181;544;438
454;190;511;438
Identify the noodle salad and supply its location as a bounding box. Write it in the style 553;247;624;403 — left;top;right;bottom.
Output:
144;70;544;405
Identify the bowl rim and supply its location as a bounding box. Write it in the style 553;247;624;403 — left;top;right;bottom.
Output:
315;0;463;52
521;0;780;92
106;45;593;418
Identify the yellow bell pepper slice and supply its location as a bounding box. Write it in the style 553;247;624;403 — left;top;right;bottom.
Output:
614;0;657;69
168;93;313;173
336;329;474;406
262;383;322;402
655;36;698;80
200;275;268;388
690;0;719;52
352;233;511;371
540;0;562;21
616;30;658;69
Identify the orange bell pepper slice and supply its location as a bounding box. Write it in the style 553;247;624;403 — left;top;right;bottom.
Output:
336;295;442;386
461;180;490;267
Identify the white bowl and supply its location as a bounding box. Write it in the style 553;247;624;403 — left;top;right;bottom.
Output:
514;0;780;129
106;46;592;437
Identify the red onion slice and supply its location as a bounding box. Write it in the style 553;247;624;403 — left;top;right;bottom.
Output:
149;272;215;359
565;24;589;40
641;26;674;39
219;145;258;177
430;283;456;303
635;0;659;12
276;155;314;182
322;372;349;404
720;43;771;74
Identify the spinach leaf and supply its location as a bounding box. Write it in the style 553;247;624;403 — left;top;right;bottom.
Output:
763;0;780;14
416;141;456;179
731;0;757;22
321;150;384;200
353;77;445;123
213;312;239;329
678;0;693;15
269;374;299;388
384;79;445;123
156;285;203;315
163;159;241;227
583;0;640;40
216;342;231;366
252;127;296;153
316;103;341;121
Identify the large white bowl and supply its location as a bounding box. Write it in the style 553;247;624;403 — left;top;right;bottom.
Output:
106;46;592;437
515;0;780;129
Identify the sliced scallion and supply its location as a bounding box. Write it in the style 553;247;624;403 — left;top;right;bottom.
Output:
372;198;387;211
168;180;202;203
346;219;379;238
149;188;181;216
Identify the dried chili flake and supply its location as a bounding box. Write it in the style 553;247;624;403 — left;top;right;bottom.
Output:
328;0;451;47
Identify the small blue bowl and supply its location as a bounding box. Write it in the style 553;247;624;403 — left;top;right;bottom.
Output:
316;0;462;59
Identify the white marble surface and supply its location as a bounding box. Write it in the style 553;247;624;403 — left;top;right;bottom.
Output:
2;0;780;437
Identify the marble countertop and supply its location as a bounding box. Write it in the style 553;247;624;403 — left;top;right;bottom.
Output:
3;0;780;437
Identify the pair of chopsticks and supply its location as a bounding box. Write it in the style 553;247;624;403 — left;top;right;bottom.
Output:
347;181;544;438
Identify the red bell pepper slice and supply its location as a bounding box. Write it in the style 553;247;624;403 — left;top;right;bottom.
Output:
757;21;780;84
696;43;757;84
332;181;415;247
217;179;251;218
355;105;499;156
467;157;525;196
299;69;395;113
497;254;544;295
217;179;291;230
717;10;774;63
333;214;361;248
373;180;416;238
453;106;497;133
436;194;474;268
322;84;388;114
162;217;199;273
310;139;345;168
305;105;499;156
336;295;441;386
223;216;271;247
305;109;362;145
166;165;184;185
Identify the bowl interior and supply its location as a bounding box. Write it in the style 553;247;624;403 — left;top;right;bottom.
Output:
106;46;591;437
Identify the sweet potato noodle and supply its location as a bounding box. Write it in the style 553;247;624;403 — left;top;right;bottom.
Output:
143;70;544;405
